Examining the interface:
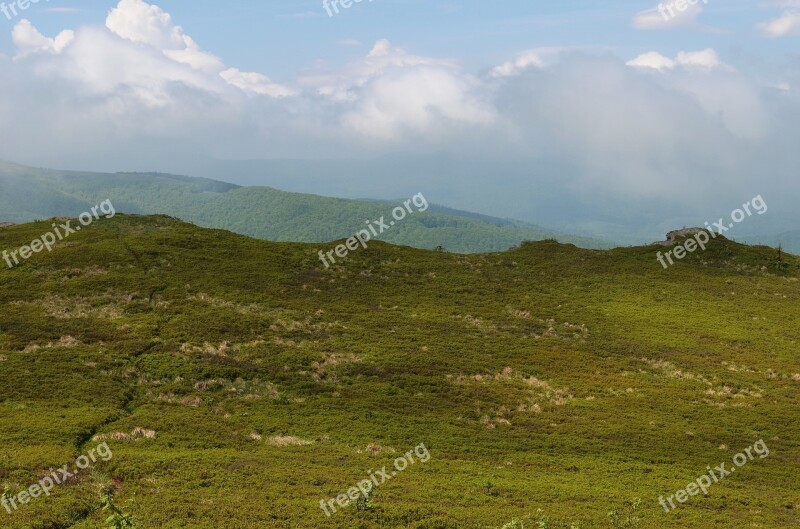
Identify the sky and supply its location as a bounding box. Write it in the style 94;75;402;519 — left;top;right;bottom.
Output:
0;0;799;238
2;1;798;76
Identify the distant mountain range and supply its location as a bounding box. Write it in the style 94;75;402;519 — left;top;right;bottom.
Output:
141;153;797;249
0;162;612;253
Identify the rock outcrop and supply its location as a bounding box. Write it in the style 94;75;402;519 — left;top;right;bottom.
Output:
652;227;708;246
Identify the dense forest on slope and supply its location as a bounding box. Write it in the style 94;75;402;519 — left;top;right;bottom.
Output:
0;162;610;253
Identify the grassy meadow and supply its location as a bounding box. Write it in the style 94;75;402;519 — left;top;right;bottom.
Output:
0;215;797;528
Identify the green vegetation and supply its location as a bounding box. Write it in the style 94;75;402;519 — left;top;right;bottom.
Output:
0;162;611;253
0;215;798;528
100;486;137;529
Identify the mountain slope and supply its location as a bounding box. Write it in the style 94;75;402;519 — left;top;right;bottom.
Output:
0;216;797;528
0;161;611;252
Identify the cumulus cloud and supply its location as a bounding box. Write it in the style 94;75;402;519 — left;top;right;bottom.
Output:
494;55;760;198
7;0;294;109
626;51;677;71
489;48;567;78
106;0;223;72
220;68;296;98
102;0;289;91
626;49;726;71
105;0;181;48
490;51;544;78
12;20;74;58
342;66;496;140
625;50;767;140
15;25;226;108
293;39;494;140
757;10;800;37
299;39;455;101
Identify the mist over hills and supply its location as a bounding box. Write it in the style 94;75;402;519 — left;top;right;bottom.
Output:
141;153;796;249
2;158;795;254
0;162;611;253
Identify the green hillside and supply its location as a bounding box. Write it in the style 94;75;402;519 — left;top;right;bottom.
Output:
0;162;610;253
0;215;797;528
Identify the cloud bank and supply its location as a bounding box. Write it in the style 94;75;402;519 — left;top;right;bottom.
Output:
0;0;798;219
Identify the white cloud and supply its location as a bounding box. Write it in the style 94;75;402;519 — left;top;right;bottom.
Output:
106;0;297;95
299;39;455;101
12;20;74;58
676;49;726;69
294;39;495;140
492;54;788;201
757;10;800;37
105;0;180;48
105;0;223;73
51;26;225;108
625;51;677;71
490;51;544;78
161;37;224;73
626;48;726;71
626;50;767;141
489;49;568;78
220;68;296;98
342;66;496;140
12;0;293;102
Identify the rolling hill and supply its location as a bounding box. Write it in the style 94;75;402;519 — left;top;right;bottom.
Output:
0;215;797;528
0;162;611;253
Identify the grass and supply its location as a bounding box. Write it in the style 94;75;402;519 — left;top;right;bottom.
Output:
0;214;797;528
